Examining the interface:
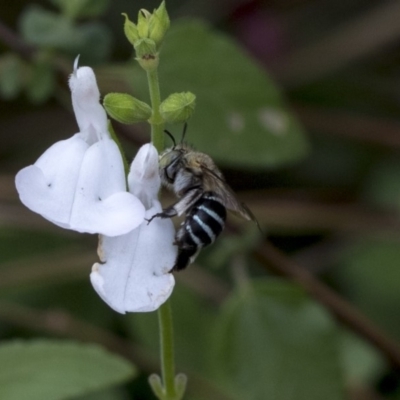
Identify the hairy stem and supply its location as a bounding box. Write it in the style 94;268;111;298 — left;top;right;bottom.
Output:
147;68;164;152
146;58;179;400
158;301;177;399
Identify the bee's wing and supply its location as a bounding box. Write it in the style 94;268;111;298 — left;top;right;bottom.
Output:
202;166;258;223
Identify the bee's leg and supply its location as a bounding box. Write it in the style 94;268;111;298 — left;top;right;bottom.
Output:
146;188;202;225
146;207;178;224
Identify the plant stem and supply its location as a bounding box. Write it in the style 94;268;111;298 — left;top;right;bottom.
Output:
147;67;164;152
158;300;177;399
146;61;179;400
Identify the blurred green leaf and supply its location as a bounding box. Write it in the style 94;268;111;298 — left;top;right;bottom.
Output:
203;225;262;269
49;0;110;19
130;20;309;168
340;331;384;385
77;23;112;64
126;285;217;374
0;340;136;400
290;135;371;188
0;229;76;264
213;279;344;400
20;6;79;50
75;387;130;400
19;6;111;63
362;158;400;211
0;54;25;100
26;61;55;104
336;239;400;339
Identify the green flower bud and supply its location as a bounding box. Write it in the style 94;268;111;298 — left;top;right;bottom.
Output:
134;38;159;70
103;93;152;124
149;1;170;47
137;9;151;38
160;92;196;123
122;13;139;46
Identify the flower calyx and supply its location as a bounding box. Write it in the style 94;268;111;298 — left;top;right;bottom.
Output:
104;93;152;124
160;92;196;123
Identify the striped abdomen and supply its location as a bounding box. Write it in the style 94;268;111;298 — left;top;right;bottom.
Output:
173;192;227;271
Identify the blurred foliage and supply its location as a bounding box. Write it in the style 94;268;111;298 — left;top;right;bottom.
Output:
1;0;400;399
20;4;112;63
0;340;136;400
130;20;309;168
213;280;344;400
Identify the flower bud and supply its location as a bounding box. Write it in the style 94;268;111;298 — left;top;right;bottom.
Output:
103;93;152;124
149;1;170;47
122;13;139;46
134;38;159;70
137;9;151;38
160;92;196;123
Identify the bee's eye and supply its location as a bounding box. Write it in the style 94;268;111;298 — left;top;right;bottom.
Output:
165;168;172;182
160;151;181;183
165;162;178;183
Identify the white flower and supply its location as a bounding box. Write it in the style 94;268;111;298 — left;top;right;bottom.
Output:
90;144;177;313
15;60;145;236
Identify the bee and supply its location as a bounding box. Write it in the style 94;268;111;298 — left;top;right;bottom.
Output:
147;125;257;272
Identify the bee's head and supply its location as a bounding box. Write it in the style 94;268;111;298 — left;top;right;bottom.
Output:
159;146;186;184
159;124;189;184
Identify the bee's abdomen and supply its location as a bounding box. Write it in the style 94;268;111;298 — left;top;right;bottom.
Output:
187;193;226;245
173;192;226;271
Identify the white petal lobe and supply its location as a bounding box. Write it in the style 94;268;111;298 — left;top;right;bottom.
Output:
15;135;88;225
128;143;161;208
70;138;145;235
90;201;177;313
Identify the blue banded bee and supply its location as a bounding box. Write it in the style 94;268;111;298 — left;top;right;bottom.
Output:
147;126;257;272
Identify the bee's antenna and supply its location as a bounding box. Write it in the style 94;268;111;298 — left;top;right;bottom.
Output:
181;123;188;143
164;129;176;147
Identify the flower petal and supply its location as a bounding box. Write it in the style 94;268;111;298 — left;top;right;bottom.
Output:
90;201;177;313
128;143;161;208
16;135;145;235
70;138;145;235
69;66;108;138
15;135;88;226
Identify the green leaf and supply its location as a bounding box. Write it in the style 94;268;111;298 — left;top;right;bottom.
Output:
362;158;400;211
49;0;110;19
336;239;400;340
19;6;111;63
0;228;75;264
0;54;25;100
126;285;217;374
77;23;112;64
26;60;55;104
19;6;80;50
213;279;344;400
75;387;130;400
0;340;136;400
340;331;384;385
131;20;309;168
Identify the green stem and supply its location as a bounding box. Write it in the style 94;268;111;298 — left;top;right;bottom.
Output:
145;62;179;400
158;300;177;399
147;68;164;152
